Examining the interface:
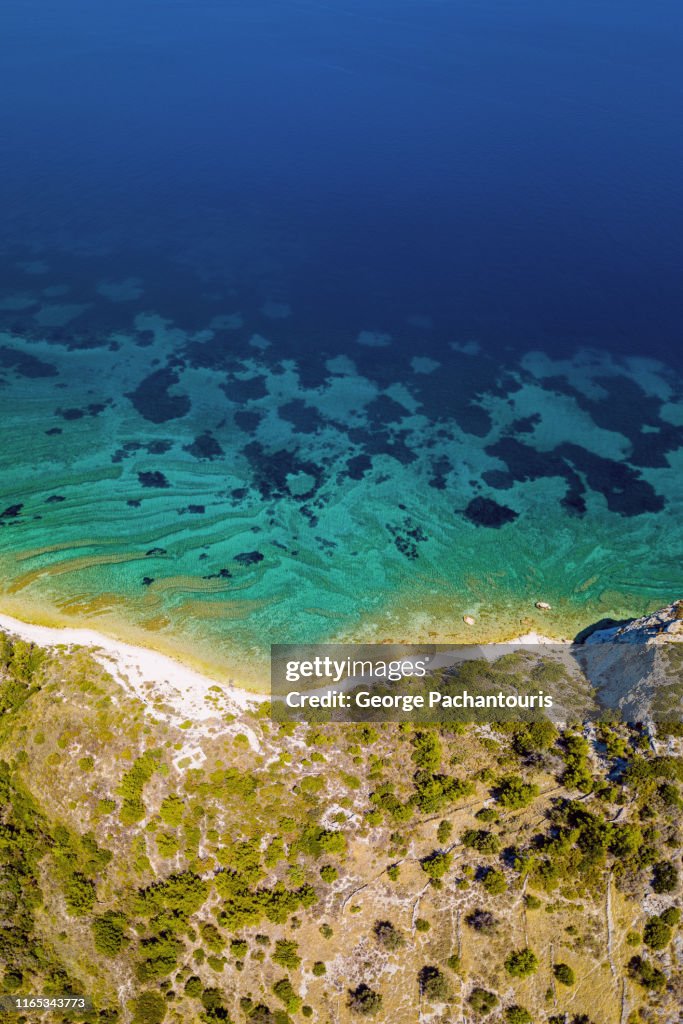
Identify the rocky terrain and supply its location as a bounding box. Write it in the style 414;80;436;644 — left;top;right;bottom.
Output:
0;604;682;1024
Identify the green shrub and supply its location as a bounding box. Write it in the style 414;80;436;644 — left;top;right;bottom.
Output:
412;769;473;813
643;917;672;950
660;906;681;926
468;988;498;1014
273;978;301;1014
373;920;404;951
462;829;500;855
627;956;666;991
504;948;538;978
505;1007;532;1024
272;939;301;970
514;721;557;755
298;774;324;796
652;860;678;893
497;775;539;810
230;938;248;958
131;991;166;1024
118;750;162;825
184;977;202;998
135;871;209;920
421;850;452;881
159;794;185;827
2;970;22;992
295;826;346;859
200;988;229;1020
96;797;117;815
475;807;497;823
62;872;96;915
411;732;442;771
347;984;383;1017
156;832;179;857
135;933;183;982
481;869;506;895
553;963;575;986
436;820;453;843
92;911;128;955
419;966;450;1001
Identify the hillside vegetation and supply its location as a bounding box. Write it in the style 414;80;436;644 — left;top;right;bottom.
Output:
1;631;682;1024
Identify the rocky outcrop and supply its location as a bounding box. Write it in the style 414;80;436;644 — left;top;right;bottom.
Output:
586;600;683;646
579;601;683;720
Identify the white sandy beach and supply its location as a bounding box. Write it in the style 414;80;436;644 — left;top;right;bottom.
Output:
0;610;264;725
0;608;563;719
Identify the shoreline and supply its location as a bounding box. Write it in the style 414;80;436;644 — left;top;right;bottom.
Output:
4;601;681;729
0;609;264;721
0;605;571;705
0;586;272;691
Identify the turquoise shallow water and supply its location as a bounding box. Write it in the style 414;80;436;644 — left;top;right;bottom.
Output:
2;2;683;681
1;261;682;682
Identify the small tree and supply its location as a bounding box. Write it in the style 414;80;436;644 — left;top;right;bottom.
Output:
131;992;166;1024
652;860;678;893
92;911;128;956
504;948;539;978
481;869;506;895
421;850;452;881
348;984;383;1017
272;939;301;970
437;820;453;843
462;829;500;855
627;956;666;992
553;963;575;986
643;917;672;950
505;1007;532;1024
419;966;450;1002
374;920;405;951
466;909;498;935
273;978;302;1014
468;988;498;1014
660;907;681;926
496;775;539;810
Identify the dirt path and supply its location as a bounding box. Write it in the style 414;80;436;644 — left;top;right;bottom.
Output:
606;869;618;982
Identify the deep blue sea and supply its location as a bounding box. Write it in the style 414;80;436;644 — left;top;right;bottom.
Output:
1;0;682;681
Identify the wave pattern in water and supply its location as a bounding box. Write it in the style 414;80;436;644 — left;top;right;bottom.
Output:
1;258;682;678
